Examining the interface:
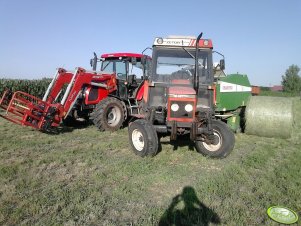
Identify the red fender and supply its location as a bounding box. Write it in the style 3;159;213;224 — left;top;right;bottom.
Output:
136;81;145;101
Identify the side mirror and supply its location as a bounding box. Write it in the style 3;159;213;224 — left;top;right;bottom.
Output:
91;52;98;71
220;59;225;70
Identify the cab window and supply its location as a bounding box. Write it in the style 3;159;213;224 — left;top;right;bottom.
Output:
115;61;126;80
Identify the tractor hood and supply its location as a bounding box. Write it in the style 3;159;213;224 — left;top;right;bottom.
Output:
168;86;196;96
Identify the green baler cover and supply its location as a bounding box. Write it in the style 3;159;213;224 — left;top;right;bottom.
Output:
215;74;251;112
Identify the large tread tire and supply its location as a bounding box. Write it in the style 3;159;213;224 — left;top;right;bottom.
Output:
128;119;158;157
195;120;235;158
91;97;126;132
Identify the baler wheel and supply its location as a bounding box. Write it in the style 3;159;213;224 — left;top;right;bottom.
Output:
92;97;126;131
195;120;235;158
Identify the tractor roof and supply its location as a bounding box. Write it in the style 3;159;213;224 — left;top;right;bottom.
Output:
101;53;146;59
153;36;213;49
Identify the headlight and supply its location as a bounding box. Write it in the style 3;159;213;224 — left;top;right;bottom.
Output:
185;104;193;112
171;103;179;112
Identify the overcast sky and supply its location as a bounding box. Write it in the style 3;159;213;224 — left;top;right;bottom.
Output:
0;0;300;86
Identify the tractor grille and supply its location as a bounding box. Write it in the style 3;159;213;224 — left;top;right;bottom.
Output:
170;101;194;119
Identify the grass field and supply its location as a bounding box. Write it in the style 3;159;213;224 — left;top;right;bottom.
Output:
0;98;300;225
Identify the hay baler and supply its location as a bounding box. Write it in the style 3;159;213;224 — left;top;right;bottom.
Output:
214;73;293;138
214;73;252;132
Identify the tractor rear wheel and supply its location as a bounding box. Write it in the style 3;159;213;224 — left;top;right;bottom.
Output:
195;120;235;158
92;97;126;131
128;119;158;157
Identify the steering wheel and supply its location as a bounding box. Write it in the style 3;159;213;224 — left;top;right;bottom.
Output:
184;69;193;77
117;73;126;80
172;70;192;80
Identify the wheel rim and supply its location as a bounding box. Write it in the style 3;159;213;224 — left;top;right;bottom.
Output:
132;129;144;151
106;106;121;127
202;130;222;152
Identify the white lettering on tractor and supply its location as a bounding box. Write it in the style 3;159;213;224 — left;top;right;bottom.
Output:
222;86;233;90
68;91;77;102
220;81;252;93
166;40;181;45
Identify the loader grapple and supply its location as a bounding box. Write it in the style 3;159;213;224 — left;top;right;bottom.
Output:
0;90;62;131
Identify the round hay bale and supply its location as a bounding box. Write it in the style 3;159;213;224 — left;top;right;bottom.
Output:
245;96;293;138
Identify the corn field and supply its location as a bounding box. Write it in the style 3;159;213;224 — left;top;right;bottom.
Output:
0;78;51;99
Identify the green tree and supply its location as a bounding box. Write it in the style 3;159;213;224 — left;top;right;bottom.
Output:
281;65;301;93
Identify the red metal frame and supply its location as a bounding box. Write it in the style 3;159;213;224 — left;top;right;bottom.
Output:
189;39;213;49
0;91;61;129
61;68;116;117
101;53;144;59
0;53;149;131
101;53;151;60
135;81;145;101
167;97;196;123
0;89;12;110
44;68;74;104
0;67;117;131
84;87;109;105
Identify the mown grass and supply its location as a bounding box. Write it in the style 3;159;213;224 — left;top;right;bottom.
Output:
0;98;300;225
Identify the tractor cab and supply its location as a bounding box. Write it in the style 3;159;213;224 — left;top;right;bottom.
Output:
91;53;151;99
148;36;214;113
128;33;235;158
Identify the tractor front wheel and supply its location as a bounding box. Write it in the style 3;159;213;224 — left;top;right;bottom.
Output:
128;119;158;157
92;97;126;131
195;120;235;158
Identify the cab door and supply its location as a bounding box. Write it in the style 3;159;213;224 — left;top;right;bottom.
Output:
115;61;128;99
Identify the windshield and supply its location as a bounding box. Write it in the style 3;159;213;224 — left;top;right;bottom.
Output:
152;47;212;84
101;60;127;79
101;58;150;80
101;60;114;73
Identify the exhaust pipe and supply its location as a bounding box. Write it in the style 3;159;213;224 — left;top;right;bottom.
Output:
194;32;203;93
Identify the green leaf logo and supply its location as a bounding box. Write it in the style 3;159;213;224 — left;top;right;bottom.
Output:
267;206;298;224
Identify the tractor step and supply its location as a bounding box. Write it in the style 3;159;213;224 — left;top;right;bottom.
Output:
127;98;139;115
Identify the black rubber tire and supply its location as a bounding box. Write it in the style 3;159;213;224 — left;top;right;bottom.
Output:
91;97;126;131
195;120;235;158
128;119;158;157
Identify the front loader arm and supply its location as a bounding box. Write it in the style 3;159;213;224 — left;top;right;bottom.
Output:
0;67;117;132
43;68;74;104
61;68;117;119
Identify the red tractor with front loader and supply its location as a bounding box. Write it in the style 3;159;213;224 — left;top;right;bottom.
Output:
0;34;235;158
127;33;235;158
90;52;151;131
0;53;151;132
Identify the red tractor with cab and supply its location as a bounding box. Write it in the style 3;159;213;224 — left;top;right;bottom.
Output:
128;33;235;158
90;52;151;131
0;53;151;132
